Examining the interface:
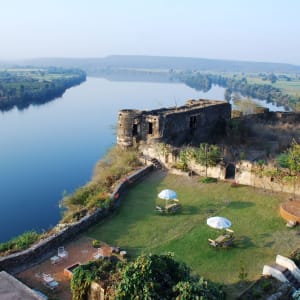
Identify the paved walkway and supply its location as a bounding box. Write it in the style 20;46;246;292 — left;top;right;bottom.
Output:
16;236;112;300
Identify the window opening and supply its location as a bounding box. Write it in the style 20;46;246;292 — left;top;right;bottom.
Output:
132;124;138;136
148;122;153;134
190;116;197;129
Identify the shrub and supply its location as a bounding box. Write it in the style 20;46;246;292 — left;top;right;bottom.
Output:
71;258;123;300
200;177;217;183
93;147;141;186
290;248;300;267
171;162;190;172
60;146;141;224
261;279;272;291
0;230;40;255
92;239;100;248
115;253;225;299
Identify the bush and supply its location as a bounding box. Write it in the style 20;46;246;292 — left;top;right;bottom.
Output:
290;248;300;267
171;162;190;172
93;147;141;186
200;177;217;183
71;258;123;300
115;253;225;299
92;239;100;248
0;230;40;255
60;146;141;224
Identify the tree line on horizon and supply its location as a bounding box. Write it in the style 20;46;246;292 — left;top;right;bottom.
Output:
0;67;86;111
177;72;300;110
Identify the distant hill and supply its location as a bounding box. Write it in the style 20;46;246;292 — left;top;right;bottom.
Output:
11;55;300;74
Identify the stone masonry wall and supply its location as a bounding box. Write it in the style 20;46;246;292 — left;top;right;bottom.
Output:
117;100;231;148
160;103;230;146
0;165;153;275
141;144;300;196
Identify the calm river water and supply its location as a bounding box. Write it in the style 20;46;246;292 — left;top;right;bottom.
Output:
0;77;285;242
0;77;226;242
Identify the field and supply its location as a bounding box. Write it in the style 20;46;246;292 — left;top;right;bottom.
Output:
86;171;299;298
246;75;300;97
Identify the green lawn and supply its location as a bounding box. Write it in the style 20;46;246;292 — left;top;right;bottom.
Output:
86;171;299;298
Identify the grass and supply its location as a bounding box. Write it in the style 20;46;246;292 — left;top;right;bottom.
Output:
246;76;300;97
86;171;299;298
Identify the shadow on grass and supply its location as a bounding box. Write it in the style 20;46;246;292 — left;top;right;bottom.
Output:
180;201;227;216
181;205;201;215
227;201;255;209
234;236;256;249
86;170;168;249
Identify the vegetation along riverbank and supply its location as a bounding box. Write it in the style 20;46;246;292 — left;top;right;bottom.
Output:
0;67;86;111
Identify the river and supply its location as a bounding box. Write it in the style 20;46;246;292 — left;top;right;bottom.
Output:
0;77;287;242
0;77;232;242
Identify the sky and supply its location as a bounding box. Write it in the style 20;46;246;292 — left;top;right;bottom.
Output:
1;0;300;65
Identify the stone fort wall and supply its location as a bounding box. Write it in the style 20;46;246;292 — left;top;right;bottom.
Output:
0;165;153;275
117;99;231;148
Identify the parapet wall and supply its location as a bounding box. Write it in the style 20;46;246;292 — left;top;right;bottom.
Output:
236;110;300;123
0;165;153;274
141;144;300;196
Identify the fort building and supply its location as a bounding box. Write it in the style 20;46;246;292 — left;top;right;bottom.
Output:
117;99;231;148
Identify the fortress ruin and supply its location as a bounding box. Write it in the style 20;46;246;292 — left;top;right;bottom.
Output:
117;99;231;148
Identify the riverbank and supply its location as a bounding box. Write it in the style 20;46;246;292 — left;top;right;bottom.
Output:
1;76;216;242
0;164;153;274
0;67;86;111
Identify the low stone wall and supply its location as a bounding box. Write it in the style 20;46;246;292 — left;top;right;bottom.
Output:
0;165;153;274
141;144;300;196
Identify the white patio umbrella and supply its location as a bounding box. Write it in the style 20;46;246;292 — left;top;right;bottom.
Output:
207;216;231;230
158;189;177;206
158;189;177;200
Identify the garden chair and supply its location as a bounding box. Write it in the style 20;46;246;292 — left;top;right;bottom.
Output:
50;255;61;264
42;273;59;290
208;238;218;247
155;206;164;213
58;246;68;259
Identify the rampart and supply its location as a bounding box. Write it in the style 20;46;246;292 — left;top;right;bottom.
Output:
117;99;231;147
0;165;153;274
235;110;300;123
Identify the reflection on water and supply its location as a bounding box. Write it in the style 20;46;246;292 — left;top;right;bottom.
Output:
0;76;288;241
0;78;226;241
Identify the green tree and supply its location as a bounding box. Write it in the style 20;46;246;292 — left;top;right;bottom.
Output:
195;143;221;177
286;140;300;197
264;167;287;192
177;148;190;171
115;253;224;300
276;153;290;169
274;140;300;197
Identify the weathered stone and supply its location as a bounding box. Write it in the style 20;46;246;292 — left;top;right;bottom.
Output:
117;99;231;147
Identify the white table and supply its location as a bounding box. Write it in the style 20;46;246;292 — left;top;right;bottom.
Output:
50;255;61;264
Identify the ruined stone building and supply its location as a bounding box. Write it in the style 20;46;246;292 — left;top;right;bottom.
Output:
117;99;231;147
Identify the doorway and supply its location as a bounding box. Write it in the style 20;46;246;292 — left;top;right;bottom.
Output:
225;164;235;179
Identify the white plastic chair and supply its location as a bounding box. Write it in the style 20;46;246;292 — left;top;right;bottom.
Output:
58;246;68;259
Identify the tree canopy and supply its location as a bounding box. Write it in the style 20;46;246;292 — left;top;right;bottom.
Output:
115;253;225;300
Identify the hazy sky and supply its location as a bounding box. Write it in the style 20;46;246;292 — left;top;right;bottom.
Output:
1;0;300;65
